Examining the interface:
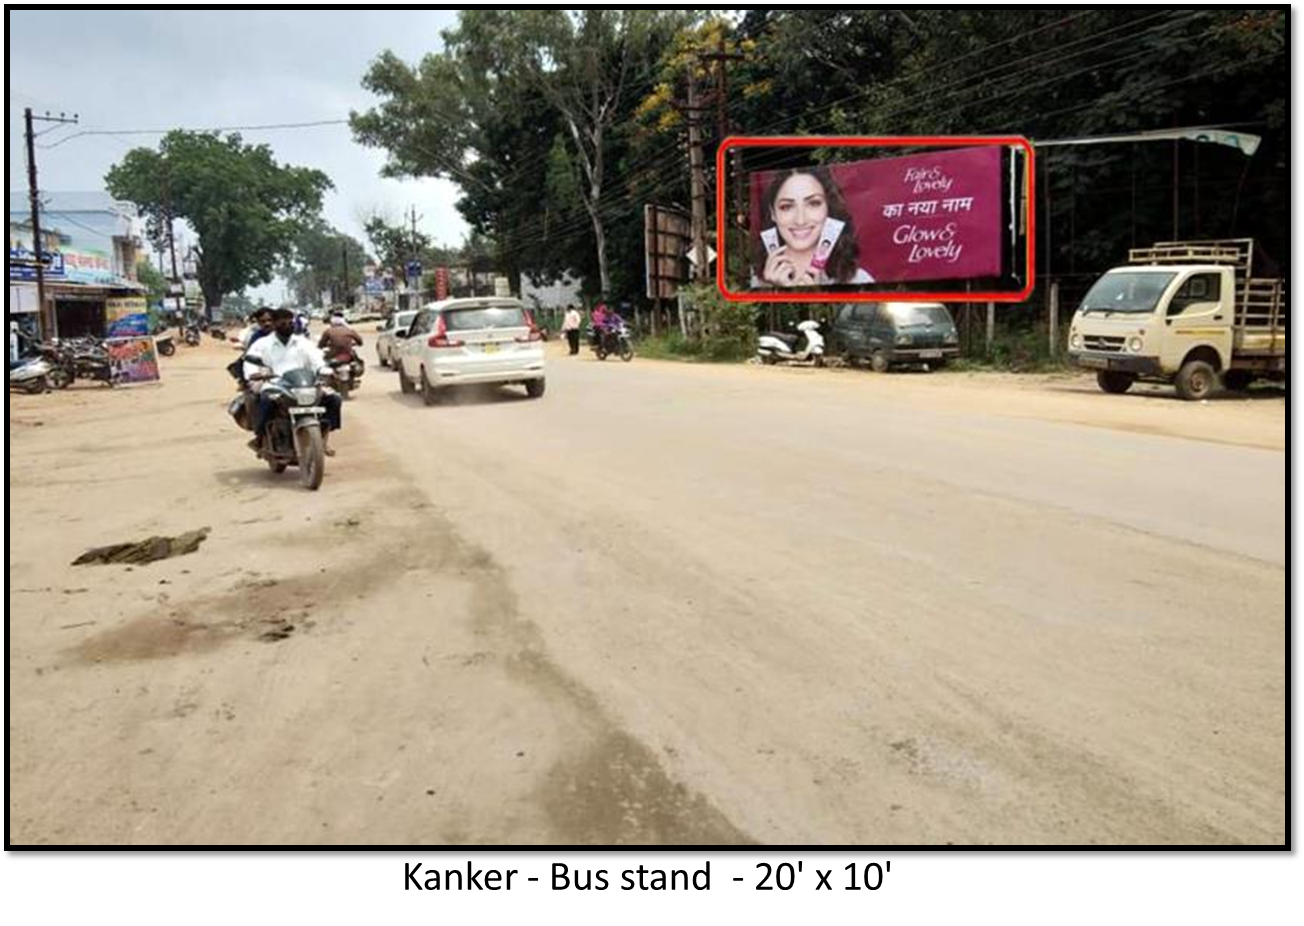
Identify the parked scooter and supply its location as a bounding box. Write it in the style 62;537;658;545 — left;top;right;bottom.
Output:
155;333;176;356
183;323;202;346
9;356;54;393
756;319;826;367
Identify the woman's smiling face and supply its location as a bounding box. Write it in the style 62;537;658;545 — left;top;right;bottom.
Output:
771;173;828;253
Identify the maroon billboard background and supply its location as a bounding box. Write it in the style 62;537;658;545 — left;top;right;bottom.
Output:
749;145;1004;285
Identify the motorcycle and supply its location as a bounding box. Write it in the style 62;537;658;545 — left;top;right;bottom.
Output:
588;321;634;362
38;342;76;388
756;319;826;367
155;333;176;357
9;356;53;394
183;324;202;347
326;350;365;400
209;325;227;340
233;360;331;490
66;337;115;385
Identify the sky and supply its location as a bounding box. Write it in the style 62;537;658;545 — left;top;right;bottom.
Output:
9;8;469;301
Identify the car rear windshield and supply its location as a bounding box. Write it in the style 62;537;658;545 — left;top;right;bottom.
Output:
442;305;528;331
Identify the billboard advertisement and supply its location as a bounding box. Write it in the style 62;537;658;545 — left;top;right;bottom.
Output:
105;296;150;337
747;146;1004;289
105;336;161;386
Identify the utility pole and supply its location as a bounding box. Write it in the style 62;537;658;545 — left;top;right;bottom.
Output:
24;107;79;341
702;36;746;232
686;67;709;288
408;206;423;308
341;240;351;307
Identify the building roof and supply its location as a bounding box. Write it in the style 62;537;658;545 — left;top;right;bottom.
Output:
8;190;138;219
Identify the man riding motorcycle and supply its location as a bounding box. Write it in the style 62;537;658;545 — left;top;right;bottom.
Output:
243;308;343;455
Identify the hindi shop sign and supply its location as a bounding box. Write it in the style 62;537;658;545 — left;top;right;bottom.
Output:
105;296;150;338
748;146;1004;286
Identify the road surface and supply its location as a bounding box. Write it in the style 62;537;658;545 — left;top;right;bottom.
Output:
8;340;1286;845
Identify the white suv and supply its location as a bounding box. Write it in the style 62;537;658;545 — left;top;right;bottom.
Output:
396;297;545;405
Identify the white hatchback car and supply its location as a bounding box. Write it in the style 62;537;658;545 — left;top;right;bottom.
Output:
375;309;418;367
396;297;545;405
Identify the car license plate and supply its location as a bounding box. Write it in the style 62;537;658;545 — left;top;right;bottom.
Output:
1078;356;1107;369
920;349;943;359
482;342;499;354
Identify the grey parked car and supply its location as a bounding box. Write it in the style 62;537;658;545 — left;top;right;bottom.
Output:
832;301;959;371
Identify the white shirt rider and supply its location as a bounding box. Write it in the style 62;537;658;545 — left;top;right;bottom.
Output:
243;331;327;392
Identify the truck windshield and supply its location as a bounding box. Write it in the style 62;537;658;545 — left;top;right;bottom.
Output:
1080;272;1176;314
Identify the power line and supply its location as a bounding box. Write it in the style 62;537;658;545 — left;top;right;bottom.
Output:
38;119;349;148
485;10;1221;264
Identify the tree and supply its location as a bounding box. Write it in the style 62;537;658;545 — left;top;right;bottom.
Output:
352;10;690;296
105;131;332;318
363;213;430;278
283;218;371;308
134;258;168;304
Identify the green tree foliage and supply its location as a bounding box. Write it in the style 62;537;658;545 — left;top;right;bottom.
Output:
134;258;168;304
105;131;332;317
351;9;1286;315
282;219;370;307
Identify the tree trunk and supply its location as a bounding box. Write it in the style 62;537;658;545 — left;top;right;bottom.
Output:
199;273;221;324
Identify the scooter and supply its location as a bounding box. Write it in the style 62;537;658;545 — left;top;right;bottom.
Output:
183;324;202;347
9;356;53;394
756;319;826;366
155;333;176;356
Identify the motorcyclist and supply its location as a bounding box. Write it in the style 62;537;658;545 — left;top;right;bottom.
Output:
243;308;342;456
318;312;363;364
238;308;274;351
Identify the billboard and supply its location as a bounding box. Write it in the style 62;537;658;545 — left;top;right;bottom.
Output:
747;146;1004;288
105;296;150;337
105;336;161;386
644;204;692;299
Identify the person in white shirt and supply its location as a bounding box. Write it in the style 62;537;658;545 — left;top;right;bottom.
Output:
561;304;582;355
243;308;342;455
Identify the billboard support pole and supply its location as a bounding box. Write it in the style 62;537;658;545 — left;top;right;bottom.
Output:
986;301;995;356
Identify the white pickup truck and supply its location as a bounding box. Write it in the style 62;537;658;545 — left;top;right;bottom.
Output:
1067;239;1286;400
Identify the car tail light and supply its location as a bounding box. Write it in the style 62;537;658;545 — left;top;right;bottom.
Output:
428;314;463;349
516;310;543;342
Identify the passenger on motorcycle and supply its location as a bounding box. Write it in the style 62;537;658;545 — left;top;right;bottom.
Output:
318;313;364;365
243;308;342;455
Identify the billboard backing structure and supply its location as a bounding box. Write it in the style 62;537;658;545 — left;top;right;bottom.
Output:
644;204;692;299
718;136;1035;303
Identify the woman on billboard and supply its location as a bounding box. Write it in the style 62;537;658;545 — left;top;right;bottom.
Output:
753;167;874;287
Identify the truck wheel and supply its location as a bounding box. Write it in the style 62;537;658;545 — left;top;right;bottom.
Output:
1175;360;1216;401
869;350;890;373
1096;370;1135;394
1221;370;1253;391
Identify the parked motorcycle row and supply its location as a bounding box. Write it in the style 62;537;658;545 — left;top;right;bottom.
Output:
8;337;114;393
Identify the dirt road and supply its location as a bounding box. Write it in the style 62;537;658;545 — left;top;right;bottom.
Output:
7;340;1286;845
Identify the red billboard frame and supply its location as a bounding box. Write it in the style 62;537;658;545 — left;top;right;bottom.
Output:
716;135;1036;303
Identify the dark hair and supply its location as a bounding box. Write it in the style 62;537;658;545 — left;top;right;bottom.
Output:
753;166;861;284
272;308;295;321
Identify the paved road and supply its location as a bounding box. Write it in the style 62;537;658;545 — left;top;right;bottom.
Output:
7;342;1285;844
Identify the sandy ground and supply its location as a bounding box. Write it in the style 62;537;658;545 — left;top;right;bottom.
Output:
7;338;1286;845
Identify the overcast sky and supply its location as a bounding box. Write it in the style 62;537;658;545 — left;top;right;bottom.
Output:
9;9;469;300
